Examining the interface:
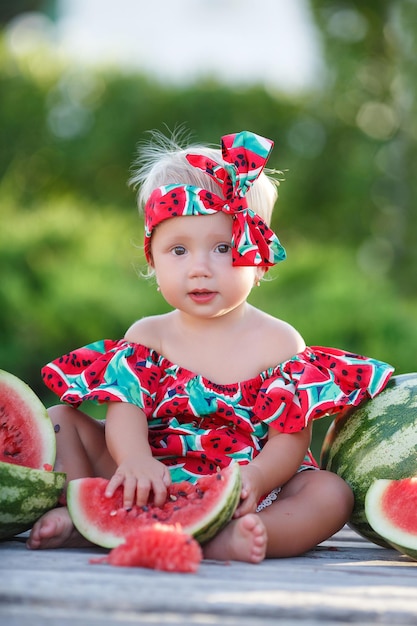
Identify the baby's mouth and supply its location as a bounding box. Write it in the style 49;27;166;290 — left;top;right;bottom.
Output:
188;290;217;303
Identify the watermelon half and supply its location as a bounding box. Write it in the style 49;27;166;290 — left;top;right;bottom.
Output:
0;369;56;470
0;369;66;540
67;463;242;548
0;461;66;539
365;477;417;560
320;373;417;547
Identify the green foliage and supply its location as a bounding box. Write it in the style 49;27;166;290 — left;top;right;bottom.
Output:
309;0;417;292
1;2;417;456
0;1;54;25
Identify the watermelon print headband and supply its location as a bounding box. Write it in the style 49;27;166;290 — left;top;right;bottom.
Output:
143;131;287;267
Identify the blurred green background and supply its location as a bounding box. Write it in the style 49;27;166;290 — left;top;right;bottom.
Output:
1;1;416;458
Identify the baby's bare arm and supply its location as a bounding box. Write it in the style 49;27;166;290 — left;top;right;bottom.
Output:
235;424;312;517
104;402;171;508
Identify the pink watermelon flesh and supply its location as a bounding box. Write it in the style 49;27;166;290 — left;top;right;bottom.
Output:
0;370;55;469
381;478;417;532
68;464;240;548
91;523;202;572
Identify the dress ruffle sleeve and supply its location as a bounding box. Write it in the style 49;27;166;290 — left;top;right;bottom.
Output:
254;346;394;434
41;339;161;412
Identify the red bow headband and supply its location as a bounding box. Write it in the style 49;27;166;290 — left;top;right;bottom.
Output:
143;131;286;267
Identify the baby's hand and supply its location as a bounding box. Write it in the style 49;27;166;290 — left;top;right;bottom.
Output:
105;456;172;509
233;464;264;518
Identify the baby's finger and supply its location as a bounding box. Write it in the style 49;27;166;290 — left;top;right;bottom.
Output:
163;470;172;487
134;477;152;508
152;481;169;507
237;480;249;505
123;475;139;509
105;472;124;498
233;503;244;518
234;494;255;518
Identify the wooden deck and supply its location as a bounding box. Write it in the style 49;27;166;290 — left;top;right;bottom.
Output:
1;527;417;625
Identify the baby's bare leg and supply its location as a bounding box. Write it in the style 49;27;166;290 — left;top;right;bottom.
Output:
203;470;351;563
48;404;116;486
261;469;354;558
27;405;116;550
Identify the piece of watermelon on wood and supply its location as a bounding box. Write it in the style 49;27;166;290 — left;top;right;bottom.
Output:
91;523;203;573
365;477;417;560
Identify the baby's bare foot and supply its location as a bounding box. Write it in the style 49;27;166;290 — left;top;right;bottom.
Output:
203;514;267;563
26;507;91;550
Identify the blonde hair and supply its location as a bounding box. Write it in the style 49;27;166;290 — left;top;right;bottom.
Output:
129;129;279;226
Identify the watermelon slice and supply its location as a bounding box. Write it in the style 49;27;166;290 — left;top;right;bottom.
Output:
365;477;417;560
67;463;241;548
0;369;56;470
91;523;202;572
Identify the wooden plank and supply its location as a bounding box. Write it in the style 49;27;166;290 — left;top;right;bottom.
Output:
1;528;417;625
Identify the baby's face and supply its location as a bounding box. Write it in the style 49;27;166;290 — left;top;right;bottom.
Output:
150;213;258;319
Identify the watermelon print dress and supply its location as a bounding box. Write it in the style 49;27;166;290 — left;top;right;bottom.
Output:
42;340;394;485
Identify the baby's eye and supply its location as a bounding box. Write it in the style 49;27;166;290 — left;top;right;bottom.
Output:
171;246;186;256
216;243;232;254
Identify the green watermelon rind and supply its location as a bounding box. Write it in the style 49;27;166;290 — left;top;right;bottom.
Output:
188;463;242;545
67;463;242;549
0;369;56;469
320;373;417;547
365;479;417;561
0;461;66;540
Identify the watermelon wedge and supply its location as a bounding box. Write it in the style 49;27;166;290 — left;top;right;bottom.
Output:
365;477;417;560
67;463;241;548
0;369;56;470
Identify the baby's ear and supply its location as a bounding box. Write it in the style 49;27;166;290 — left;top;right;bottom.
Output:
253;268;264;288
